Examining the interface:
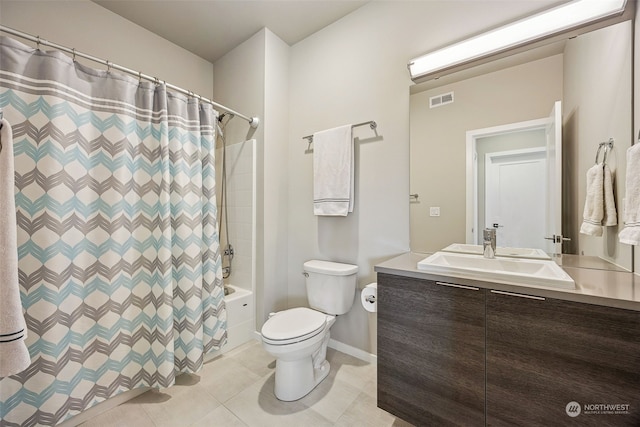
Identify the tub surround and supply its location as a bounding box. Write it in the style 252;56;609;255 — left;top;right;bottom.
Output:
375;252;640;311
375;252;640;426
224;285;255;352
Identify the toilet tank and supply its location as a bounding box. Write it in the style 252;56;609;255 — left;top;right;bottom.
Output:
303;260;358;315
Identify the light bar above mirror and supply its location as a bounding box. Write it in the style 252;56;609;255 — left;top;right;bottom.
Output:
408;0;631;83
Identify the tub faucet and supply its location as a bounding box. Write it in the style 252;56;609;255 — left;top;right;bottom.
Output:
483;228;496;259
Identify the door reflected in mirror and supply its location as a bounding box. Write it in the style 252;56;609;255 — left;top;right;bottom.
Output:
466;100;562;255
469;123;548;250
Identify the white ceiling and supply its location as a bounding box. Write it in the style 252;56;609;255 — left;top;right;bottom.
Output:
92;0;369;63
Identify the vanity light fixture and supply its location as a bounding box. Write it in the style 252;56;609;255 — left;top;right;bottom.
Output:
408;0;628;83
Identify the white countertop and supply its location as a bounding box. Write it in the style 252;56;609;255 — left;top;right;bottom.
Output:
374;252;640;311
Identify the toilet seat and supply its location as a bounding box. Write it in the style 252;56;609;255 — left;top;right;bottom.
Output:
261;307;329;345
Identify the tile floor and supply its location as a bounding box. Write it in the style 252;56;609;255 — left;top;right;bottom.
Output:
79;340;413;427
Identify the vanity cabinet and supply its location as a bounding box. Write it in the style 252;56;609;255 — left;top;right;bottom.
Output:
486;289;640;427
377;272;640;426
377;273;486;426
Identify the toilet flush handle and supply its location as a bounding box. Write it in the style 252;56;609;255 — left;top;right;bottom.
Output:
302;272;309;277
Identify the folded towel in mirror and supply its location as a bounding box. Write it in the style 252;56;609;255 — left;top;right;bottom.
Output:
580;163;606;236
580;162;617;236
619;144;640;245
602;164;617;227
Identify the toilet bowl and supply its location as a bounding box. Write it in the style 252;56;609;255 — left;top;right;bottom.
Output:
262;307;336;401
260;260;358;401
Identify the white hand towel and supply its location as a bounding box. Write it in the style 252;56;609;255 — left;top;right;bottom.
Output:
580;163;605;236
0;118;31;377
602;164;617;227
313;125;354;216
619;143;640;245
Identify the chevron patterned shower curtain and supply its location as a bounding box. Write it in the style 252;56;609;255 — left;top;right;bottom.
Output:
0;36;226;426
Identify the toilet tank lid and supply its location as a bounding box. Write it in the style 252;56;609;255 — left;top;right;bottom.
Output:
304;260;358;276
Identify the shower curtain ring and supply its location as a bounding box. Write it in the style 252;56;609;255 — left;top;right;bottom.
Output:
106;60;111;73
138;71;142;82
36;35;41;50
71;48;76;62
154;77;159;86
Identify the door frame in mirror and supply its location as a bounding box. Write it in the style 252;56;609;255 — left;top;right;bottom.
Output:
466;117;550;245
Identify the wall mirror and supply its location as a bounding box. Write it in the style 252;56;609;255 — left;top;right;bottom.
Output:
409;18;633;271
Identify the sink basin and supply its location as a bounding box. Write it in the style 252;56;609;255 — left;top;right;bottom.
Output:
441;243;551;260
417;251;575;289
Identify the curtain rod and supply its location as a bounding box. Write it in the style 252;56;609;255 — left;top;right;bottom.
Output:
0;25;260;129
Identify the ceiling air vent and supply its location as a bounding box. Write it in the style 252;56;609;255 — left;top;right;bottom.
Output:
429;91;454;108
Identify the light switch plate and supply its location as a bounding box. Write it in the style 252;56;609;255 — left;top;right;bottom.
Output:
430;207;440;217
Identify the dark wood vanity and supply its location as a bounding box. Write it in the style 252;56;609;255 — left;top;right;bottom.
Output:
376;254;640;427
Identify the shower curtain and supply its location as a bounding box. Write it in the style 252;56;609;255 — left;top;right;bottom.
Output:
0;36;226;426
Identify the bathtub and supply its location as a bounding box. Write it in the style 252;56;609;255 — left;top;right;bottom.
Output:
223;284;254;351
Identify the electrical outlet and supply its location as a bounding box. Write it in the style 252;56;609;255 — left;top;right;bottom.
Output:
430;207;440;217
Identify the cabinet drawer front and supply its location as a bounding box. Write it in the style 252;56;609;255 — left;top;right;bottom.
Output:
377;273;485;427
486;291;640;427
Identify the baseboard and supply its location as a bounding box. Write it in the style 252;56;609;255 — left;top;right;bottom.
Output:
328;338;377;365
57;388;149;427
252;331;377;365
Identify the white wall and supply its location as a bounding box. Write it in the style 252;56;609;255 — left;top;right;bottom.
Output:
261;30;291;324
212;30;265;147
0;0;213;97
287;0;559;354
213;28;291;331
563;21;632;269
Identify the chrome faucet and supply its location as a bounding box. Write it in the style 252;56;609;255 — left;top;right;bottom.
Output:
483;228;496;259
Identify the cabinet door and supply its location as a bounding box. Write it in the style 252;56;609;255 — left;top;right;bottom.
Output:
377;273;485;426
486;290;640;427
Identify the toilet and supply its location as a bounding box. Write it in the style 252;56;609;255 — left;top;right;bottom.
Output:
261;260;358;401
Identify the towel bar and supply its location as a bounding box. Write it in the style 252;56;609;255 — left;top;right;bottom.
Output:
302;120;377;144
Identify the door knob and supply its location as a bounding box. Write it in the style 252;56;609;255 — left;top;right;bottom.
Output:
544;235;571;243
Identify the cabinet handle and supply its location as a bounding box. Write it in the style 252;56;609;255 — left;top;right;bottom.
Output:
490;290;545;301
435;282;480;291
